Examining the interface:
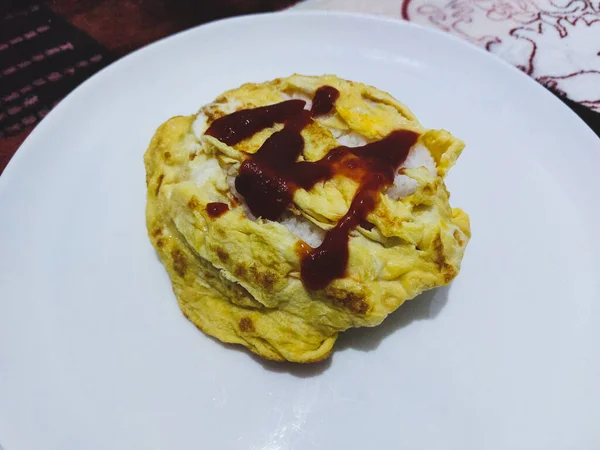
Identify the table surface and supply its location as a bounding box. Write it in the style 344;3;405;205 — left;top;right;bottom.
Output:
0;0;300;173
1;0;598;174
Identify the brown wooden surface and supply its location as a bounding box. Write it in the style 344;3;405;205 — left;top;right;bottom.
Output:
0;0;299;173
47;0;299;56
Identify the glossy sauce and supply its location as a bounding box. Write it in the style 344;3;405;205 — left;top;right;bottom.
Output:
311;86;340;116
301;131;417;289
205;100;305;146
206;202;229;218
205;87;418;290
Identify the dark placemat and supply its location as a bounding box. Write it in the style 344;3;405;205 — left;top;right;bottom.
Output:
554;92;600;138
0;2;114;139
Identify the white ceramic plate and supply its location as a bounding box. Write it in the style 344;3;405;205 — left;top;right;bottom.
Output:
1;12;599;450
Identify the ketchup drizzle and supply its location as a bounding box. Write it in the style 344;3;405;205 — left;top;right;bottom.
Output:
206;202;229;218
311;85;340;116
205;86;418;290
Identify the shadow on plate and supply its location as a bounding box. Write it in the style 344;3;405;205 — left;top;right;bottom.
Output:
197;335;332;378
335;284;450;352
246;285;450;377
197;325;333;378
251;353;333;378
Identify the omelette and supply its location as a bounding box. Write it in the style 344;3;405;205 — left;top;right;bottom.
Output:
144;74;470;363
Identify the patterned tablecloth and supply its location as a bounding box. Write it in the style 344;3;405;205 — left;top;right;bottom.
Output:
0;0;598;173
292;0;600;133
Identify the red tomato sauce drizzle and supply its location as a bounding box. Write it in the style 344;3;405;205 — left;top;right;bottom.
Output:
206;86;418;289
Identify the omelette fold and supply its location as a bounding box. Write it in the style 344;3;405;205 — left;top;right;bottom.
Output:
144;74;470;363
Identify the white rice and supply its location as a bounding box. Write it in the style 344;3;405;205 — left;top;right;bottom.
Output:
281;91;313;110
328;127;369;148
335;131;368;147
387;144;437;200
279;213;325;248
387;174;419;199
226;174;238;198
191;158;221;187
402;143;436;175
192;112;209;139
